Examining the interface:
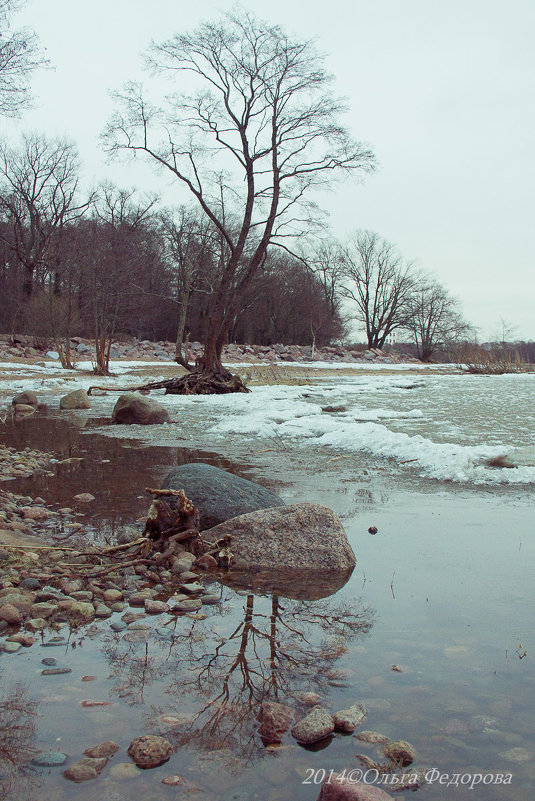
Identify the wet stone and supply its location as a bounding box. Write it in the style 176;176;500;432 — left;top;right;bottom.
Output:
128;735;173;768
123;629;150;643
41;657;57;666
155;627;173;639
1;641;22;653
19;577;41;590
84;740;119;758
32;751;68;767
200;594;221;605
291;706;335;745
172;598;202;613
333;703;368;733
110;620;127;632
179;583;203;594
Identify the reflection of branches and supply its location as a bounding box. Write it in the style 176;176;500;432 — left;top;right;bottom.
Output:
99;590;374;765
0;683;40;800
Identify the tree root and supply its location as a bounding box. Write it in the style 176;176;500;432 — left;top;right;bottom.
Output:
87;368;249;396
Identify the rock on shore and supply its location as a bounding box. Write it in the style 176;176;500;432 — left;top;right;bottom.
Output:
161;463;284;530
203;503;356;572
112;393;171;425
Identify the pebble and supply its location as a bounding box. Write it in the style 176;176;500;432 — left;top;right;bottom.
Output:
110;620;128;632
41;657;57;666
73;493;96;503
123;629;150;643
171;599;202;613
144;599;169;614
128;735;173;768
84;740;119;758
179;583;203;594
42;667;72;675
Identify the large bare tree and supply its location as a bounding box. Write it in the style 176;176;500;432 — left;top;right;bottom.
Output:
104;9;374;393
0;134;91;296
0;0;46;116
340;230;417;349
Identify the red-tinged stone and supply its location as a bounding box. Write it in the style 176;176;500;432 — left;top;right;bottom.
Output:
81;700;112;707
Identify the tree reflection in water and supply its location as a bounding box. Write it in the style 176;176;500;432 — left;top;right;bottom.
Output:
102;589;374;764
0;683;39;801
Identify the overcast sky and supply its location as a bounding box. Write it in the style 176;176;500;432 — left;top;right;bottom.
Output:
9;0;535;340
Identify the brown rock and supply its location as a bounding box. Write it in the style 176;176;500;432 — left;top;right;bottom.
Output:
73;493;95;503
0;603;22;624
20;506;53;521
257;701;294;744
12;390;38;408
84;740;119;758
192;554;218;570
13;404;36;418
112;393;171;425
144;599;170;614
127;735;173;768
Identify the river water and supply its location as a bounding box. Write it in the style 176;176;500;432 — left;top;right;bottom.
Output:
0;365;534;801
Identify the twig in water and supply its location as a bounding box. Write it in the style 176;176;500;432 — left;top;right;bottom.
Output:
390;571;396;599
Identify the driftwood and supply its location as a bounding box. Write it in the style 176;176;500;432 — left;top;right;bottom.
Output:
88;368;249;396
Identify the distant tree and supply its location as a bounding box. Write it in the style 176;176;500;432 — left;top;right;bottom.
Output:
0;134;91;297
84;185;158;375
0;0;47;116
405;280;471;361
340;230;417;349
159;207;216;368
104;9;374;393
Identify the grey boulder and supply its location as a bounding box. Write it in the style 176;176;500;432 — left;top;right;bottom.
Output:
204;503;356;572
161;463;284;530
112;393;171;425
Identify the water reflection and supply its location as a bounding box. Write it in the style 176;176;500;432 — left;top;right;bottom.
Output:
0;683;39;801
100;591;374;764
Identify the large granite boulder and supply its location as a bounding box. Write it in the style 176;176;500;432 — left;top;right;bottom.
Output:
203;503;356;572
60;389;91;410
161;463;284;531
112;393;171;425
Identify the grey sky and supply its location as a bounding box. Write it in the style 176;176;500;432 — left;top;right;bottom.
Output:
10;0;535;340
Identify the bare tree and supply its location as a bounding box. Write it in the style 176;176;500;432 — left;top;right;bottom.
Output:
0;134;91;297
159;206;216;368
0;0;47;116
104;9;374;393
340;230;417;349
405;280;471;361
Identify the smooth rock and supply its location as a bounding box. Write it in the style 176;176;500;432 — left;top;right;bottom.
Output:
1;641;22;652
291;706;335;744
257;701;294;744
161;463;284;530
109;762;141;780
127;735;173;768
144;599;169;614
110;620;127;632
112;393;171;425
0;602;22;624
31;602;57;619
171;599;202;613
12;390;38;408
60;389;91;410
204;503;356;572
333;703;368;733
84;740;119;758
73;493;95;503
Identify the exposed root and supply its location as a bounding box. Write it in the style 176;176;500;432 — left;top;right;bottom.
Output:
88;368;249;396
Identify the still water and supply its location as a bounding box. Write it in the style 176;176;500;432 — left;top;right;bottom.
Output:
1;371;534;801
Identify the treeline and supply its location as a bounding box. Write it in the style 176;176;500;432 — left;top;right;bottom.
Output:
0;137;343;371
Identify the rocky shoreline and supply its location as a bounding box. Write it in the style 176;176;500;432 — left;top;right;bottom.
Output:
0;333;419;366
